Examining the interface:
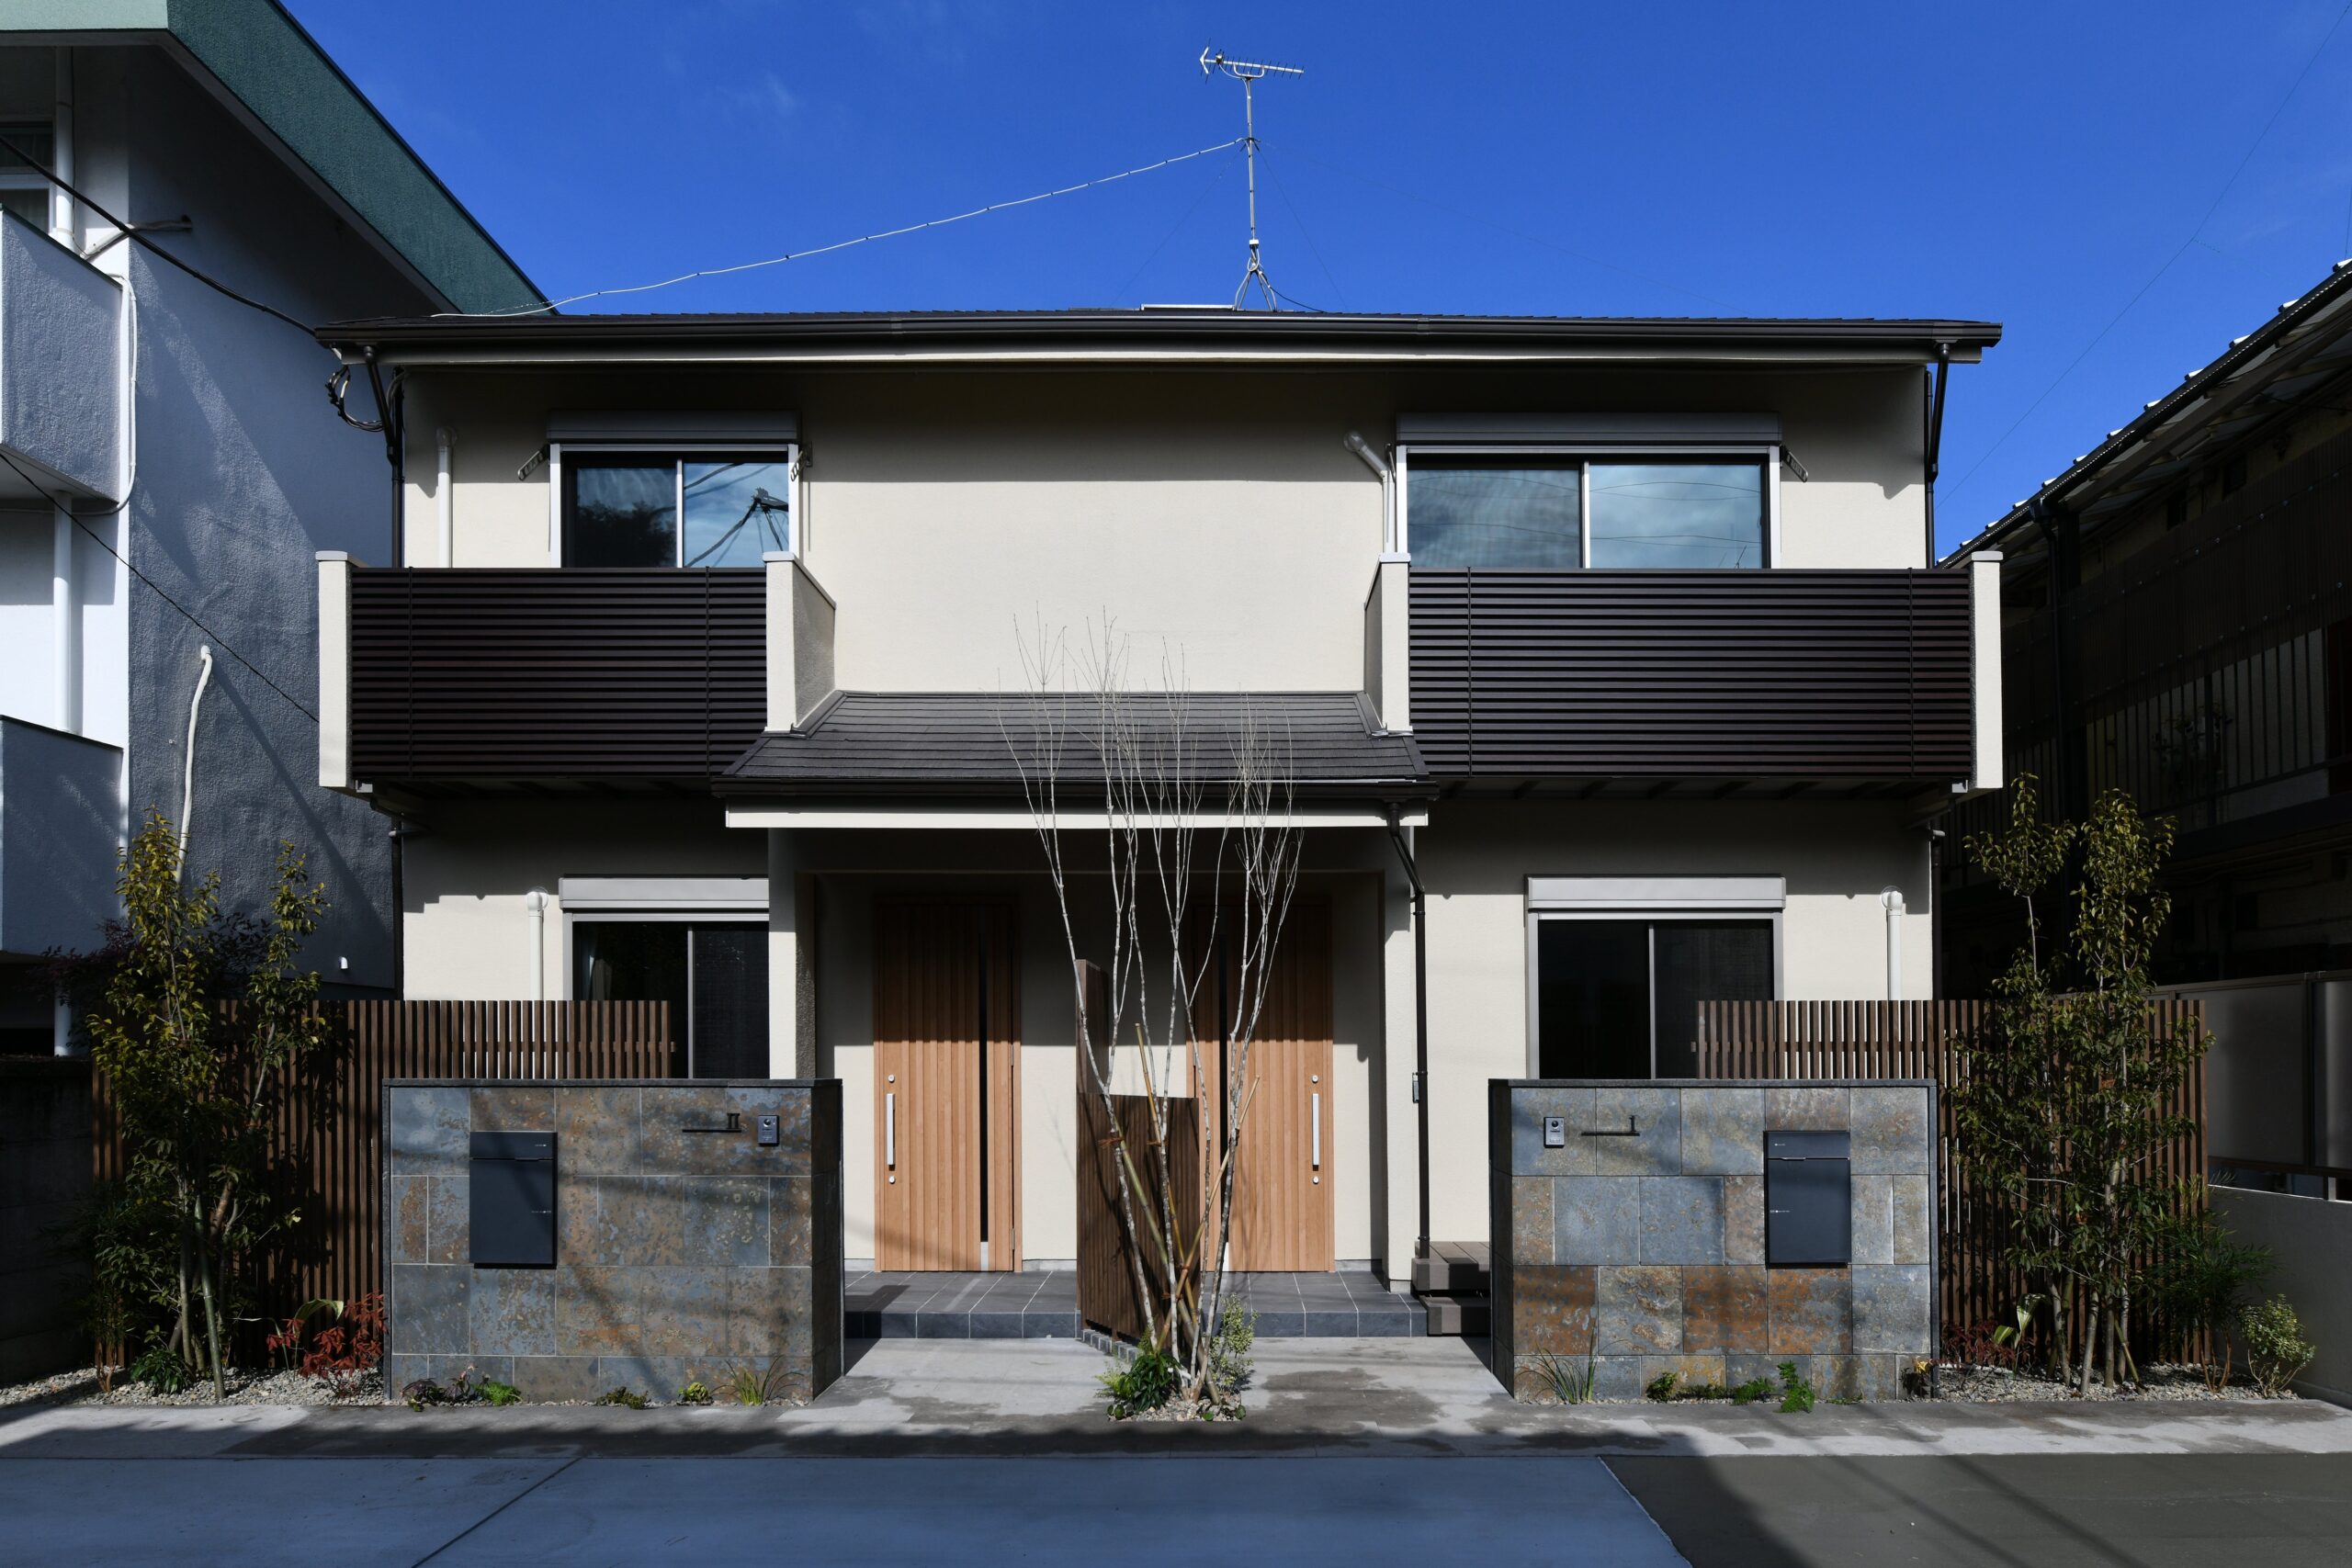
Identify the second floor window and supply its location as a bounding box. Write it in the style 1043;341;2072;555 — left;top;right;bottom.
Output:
1408;454;1768;569
561;450;793;567
0;123;56;232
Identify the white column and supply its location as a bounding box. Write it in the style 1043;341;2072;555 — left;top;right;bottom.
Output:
1969;549;2005;791
435;428;455;567
316;552;355;788
764;551;797;733
1381;860;1422;1287
767;829;807;1077
51;505;76;734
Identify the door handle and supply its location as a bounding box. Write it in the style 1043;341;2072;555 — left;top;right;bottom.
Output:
1311;1090;1321;1170
886;1090;897;1170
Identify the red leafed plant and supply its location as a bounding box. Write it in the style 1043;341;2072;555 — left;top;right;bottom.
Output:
268;1294;384;1396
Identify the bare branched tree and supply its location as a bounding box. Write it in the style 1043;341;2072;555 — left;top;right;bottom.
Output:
1006;619;1299;1404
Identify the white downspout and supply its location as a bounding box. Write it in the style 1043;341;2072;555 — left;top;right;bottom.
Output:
1343;431;1396;553
51;506;76;733
524;887;549;1002
175;646;211;879
435;427;454;568
1881;887;1905;1000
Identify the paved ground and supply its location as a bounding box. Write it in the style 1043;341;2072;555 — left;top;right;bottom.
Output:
4;1339;2347;1565
842;1266;1425;1338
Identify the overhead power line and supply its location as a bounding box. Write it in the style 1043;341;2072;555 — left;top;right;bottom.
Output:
446;137;1250;318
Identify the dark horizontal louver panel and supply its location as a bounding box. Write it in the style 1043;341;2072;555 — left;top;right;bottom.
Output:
349;568;763;784
1408;569;1973;780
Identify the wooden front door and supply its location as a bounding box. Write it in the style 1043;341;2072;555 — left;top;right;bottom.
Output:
873;900;1020;1271
1204;902;1335;1273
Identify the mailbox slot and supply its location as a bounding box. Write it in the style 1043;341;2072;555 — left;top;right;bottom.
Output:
469;1132;556;1267
1764;1130;1849;1268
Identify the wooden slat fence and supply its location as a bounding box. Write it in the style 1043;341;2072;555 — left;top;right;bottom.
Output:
1697;998;2207;1363
1076;1091;1204;1347
91;1000;676;1357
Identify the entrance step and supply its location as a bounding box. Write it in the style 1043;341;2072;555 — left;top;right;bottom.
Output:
1419;1292;1491;1337
845;1269;1424;1339
1412;1241;1490;1296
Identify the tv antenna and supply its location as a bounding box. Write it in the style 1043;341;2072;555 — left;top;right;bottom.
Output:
1200;48;1304;310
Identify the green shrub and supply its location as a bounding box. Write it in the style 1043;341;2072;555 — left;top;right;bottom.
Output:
478;1380;521;1407
1099;1346;1180;1419
2150;1211;2271;1390
677;1381;713;1406
1645;1371;1679;1403
1207;1302;1256;1402
2241;1296;2315;1398
724;1358;796;1406
1776;1360;1815;1414
1731;1377;1775;1405
129;1342;192;1395
1527;1350;1596;1404
593;1386;649;1409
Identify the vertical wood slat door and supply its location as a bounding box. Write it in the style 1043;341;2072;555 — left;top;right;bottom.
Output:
1217;902;1335;1273
873;900;1021;1272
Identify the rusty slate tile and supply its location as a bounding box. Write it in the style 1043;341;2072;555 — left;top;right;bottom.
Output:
1554;1177;1641;1265
469;1087;554;1134
1639;1177;1724;1265
469;1269;555;1356
1680;1089;1765;1175
555;1088;642;1176
1638;1352;1725;1395
1768;1267;1852;1355
1724;1175;1766;1265
1851;1088;1931;1174
1681;1265;1768;1352
388;1263;469;1356
1764;1087;1848;1133
387;1088;468;1175
1596;1264;1682;1356
558;1176;768;1269
1589;1357;1646;1403
1891;1174;1933;1265
1592;1088;1681;1176
1509;1088;1597;1177
426;1176;469;1266
731;1266;816;1358
771;1177;814;1267
388;1175;428;1265
1849;1175;1895;1266
640;1089;811;1177
510;1354;608;1405
1510;1264;1597;1356
557;1266;732;1358
1851;1264;1932;1353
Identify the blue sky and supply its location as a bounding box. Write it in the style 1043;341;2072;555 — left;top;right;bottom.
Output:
296;1;2352;556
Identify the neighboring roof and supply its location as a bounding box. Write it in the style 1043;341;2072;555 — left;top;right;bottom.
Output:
318;308;2002;365
722;692;1430;801
1951;257;2352;561
7;0;538;312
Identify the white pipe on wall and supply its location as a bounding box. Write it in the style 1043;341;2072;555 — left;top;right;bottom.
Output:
177;645;211;878
1343;431;1396;554
435;427;454;568
524;887;549;1001
1881;887;1905;1000
51;505;76;733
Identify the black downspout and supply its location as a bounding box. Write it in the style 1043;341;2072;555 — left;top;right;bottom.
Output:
388;819;404;998
2029;496;2084;820
1385;806;1431;1265
1924;344;1951;567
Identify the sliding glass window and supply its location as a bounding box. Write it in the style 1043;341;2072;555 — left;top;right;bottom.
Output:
1533;918;1774;1079
573;919;769;1077
561;451;793;567
1406;453;1768;568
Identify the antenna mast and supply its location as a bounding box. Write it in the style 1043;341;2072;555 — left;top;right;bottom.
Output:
1200;48;1303;310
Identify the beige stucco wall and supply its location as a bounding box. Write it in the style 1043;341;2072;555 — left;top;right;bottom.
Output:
1415;798;1936;1247
396;361;1933;692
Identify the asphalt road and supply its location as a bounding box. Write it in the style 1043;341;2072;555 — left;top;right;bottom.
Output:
1609;1453;2352;1568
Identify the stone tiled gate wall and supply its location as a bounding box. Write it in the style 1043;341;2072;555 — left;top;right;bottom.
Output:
1488;1079;1934;1403
384;1079;842;1404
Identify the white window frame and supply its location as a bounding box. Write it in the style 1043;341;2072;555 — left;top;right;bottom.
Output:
547;442;801;567
1396;443;1782;569
1522;875;1784;1078
560;875;768;1076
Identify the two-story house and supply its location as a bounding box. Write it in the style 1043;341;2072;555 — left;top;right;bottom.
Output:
314;309;2003;1288
0;1;537;1054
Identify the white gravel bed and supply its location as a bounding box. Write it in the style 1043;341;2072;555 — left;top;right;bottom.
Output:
1931;1361;2288;1403
0;1365;383;1410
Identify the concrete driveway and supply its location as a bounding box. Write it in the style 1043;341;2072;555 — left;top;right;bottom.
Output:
5;1339;2348;1566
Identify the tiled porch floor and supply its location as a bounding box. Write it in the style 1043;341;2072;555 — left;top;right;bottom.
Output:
843;1268;1424;1339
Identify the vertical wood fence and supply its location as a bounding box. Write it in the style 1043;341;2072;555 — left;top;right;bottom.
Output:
1697;999;2208;1363
90;1000;676;1358
1076;1091;1204;1347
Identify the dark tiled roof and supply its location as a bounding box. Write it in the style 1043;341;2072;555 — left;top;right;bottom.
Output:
720;691;1429;800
